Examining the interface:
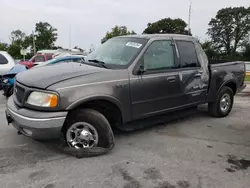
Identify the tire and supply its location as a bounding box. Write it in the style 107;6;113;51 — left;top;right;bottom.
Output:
208;86;234;117
63;109;112;149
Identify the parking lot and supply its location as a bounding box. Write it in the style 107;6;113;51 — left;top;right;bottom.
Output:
0;87;249;188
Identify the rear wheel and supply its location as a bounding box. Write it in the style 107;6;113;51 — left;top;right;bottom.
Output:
208;86;234;117
63;109;111;149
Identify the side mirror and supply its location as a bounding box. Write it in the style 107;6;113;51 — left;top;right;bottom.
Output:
136;57;146;75
137;64;146;75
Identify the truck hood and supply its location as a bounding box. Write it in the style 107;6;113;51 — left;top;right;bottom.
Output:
16;63;103;89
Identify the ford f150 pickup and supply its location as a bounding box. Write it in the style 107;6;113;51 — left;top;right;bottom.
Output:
5;34;246;152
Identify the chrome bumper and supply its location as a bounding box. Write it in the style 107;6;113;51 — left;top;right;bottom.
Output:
6;96;67;140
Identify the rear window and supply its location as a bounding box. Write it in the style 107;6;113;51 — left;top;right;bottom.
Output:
0;53;8;64
176;41;199;68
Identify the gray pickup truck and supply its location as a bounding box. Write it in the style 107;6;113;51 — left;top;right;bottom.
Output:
6;34;246;151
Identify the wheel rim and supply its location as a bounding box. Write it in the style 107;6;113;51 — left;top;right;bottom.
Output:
220;93;231;113
66;122;99;149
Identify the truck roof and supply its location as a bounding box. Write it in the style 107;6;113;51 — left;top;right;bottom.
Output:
117;34;195;40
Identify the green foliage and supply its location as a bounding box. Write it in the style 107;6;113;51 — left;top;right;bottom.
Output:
245;75;250;81
101;26;136;44
200;40;220;59
0;42;8;51
7;30;31;58
143;18;191;35
207;7;250;56
34;22;58;50
242;43;250;60
5;22;58;58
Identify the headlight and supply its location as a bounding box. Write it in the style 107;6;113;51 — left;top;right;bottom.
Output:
27;91;58;107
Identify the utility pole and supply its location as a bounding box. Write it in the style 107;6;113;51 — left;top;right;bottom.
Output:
32;31;36;55
188;1;192;35
69;23;71;50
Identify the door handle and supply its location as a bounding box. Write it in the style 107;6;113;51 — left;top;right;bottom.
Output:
195;73;202;77
195;70;203;77
166;76;176;82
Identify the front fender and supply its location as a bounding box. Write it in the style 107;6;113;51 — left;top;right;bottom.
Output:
66;94;127;121
66;94;123;110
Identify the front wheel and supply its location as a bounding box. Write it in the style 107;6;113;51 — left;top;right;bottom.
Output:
63;109;113;149
208;86;234;117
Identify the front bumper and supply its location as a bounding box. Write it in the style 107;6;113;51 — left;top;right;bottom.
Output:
6;96;68;140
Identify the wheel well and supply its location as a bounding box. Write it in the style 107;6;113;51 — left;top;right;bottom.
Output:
225;82;236;95
69;100;123;128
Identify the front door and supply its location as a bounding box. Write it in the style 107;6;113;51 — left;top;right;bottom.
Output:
130;40;181;120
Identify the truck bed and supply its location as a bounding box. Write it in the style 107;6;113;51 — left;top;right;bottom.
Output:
207;61;246;102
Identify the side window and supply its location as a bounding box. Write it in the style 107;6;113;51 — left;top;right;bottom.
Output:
72;58;80;62
176;41;199;68
74;58;84;63
143;40;175;71
47;55;53;60
33;55;45;62
0;54;8;64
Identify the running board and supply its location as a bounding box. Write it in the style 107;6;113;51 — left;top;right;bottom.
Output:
117;107;198;132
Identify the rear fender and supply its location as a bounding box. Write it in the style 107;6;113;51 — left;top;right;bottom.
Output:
207;79;236;102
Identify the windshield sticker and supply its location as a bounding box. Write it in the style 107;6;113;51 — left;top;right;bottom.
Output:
126;42;142;48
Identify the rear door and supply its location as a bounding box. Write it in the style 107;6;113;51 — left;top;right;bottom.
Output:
130;40;182;119
175;40;208;105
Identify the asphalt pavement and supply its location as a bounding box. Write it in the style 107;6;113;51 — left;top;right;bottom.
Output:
0;88;249;188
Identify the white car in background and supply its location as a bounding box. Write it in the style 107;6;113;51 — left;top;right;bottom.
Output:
0;51;15;75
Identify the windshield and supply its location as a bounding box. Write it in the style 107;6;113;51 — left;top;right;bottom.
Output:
86;37;148;68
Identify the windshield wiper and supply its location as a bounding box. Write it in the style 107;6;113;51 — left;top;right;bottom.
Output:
88;59;107;68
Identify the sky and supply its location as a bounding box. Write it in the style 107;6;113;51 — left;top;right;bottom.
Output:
0;0;249;50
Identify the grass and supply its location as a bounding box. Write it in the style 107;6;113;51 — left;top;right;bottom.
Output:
245;75;250;81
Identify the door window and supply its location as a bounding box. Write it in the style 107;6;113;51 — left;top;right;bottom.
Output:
176;41;199;68
47;55;53;60
33;55;45;62
0;54;8;64
72;58;83;63
143;40;175;71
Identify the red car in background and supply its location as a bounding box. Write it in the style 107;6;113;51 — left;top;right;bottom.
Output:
18;53;53;68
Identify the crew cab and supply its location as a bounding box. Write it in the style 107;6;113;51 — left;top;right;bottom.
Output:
5;34;246;151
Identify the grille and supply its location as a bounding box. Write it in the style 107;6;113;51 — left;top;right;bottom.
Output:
14;84;25;104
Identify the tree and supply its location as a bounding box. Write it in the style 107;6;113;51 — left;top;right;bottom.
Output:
143;18;191;35
7;30;31;58
242;43;250;60
34;22;58;50
207;7;250;56
200;40;220;59
0;42;8;51
101;26;136;43
10;30;26;43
